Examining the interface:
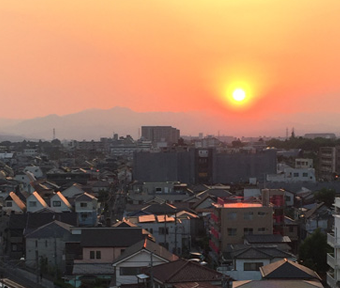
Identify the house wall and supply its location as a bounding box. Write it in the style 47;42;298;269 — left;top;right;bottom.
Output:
50;195;72;212
26;237;65;270
82;247;122;262
26;195;47;213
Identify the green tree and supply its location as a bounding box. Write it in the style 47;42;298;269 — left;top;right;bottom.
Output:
314;188;336;208
298;228;332;275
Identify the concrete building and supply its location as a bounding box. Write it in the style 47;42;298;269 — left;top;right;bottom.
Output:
133;148;277;185
327;197;340;287
319;147;337;181
210;201;273;258
141;126;180;147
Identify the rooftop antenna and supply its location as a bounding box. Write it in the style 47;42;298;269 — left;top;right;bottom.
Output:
286;128;288;140
53;128;56;140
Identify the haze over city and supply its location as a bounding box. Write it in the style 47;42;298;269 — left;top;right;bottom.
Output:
1;1;340;139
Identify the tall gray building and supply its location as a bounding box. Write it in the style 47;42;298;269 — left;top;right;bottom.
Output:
141;126;180;146
133;148;277;184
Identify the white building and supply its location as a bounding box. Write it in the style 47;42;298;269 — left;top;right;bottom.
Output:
327;197;340;287
26;191;49;212
50;192;73;212
266;163;316;183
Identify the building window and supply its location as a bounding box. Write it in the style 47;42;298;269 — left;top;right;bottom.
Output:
303;172;308;177
293;172;299;177
29;201;37;207
258;211;267;217
227;228;237;236
258;228;266;232
96;251;101;259
6;201;12;207
159;227;169;235
244;262;263;271
120;267;142;276
90;251;95;259
80;202;87;208
244;228;253;235
53;201;61;207
45;240;48;247
289;226;295;233
243;212;253;220
227;212;237;220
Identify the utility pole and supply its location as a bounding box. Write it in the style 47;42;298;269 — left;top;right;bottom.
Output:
164;214;167;249
174;211;177;254
149;252;154;288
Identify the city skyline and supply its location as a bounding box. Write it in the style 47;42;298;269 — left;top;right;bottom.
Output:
1;1;340;137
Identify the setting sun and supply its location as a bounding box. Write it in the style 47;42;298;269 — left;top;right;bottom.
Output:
232;89;246;102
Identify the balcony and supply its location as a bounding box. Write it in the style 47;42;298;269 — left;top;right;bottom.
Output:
328;233;340;248
327;271;336;288
328;253;336;268
328;233;335;247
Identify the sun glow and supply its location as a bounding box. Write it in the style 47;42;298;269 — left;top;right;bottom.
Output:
232;88;246;102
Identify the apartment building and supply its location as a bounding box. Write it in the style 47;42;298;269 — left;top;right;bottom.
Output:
319;147;337;181
210;200;273;258
141;126;180;146
327;197;340;287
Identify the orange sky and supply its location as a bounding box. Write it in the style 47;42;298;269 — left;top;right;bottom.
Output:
1;1;340;135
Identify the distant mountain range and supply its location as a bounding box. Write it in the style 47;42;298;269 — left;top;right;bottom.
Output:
0;107;224;141
0;107;339;141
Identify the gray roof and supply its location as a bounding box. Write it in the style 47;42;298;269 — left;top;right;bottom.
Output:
25;220;73;239
80;227;145;247
231;247;294;260
112;238;178;265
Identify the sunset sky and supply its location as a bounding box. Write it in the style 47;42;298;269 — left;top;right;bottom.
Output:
1;1;340;136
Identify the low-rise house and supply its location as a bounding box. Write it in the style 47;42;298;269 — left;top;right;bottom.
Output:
70;227;148;287
74;192;99;226
112;238;178;287
302;202;332;238
219;244;295;281
61;183;86;199
126;214;184;254
50;191;73;212
148;258;225;288
232;258;323;287
3;191;26;214
6;210;78;259
25;220;75;273
26;191;48;213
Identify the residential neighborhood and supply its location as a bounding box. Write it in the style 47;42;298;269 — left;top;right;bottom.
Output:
0;128;340;288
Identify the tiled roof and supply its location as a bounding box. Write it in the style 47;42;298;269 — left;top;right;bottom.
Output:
151;259;223;283
142;203;177;215
138;215;156;223
75;192;97;201
25;220;73;238
232;280;323;288
112;238;178;265
260;259;321;280
174;282;221;288
231;247;294;260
